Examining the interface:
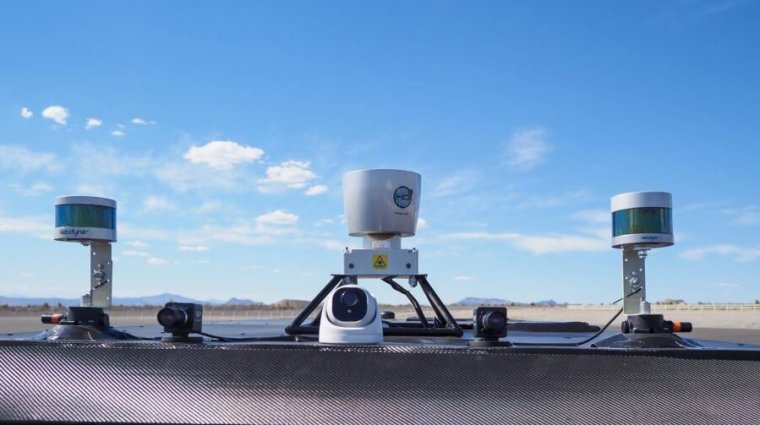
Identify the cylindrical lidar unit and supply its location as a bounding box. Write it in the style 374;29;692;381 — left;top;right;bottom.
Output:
343;169;421;239
611;191;672;249
54;196;117;242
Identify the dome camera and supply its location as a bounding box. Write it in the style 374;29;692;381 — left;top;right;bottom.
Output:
319;285;383;344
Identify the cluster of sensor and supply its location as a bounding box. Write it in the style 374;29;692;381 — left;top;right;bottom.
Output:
48;168;680;344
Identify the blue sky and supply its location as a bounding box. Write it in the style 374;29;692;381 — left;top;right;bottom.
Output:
1;1;759;304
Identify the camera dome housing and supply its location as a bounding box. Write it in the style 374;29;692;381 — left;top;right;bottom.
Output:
319;285;383;344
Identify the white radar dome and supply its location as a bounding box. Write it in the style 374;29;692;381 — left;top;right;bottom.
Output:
343;169;421;239
611;191;672;249
54;196;117;242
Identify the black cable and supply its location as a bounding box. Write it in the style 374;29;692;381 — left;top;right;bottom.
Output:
512;290;636;347
567;307;623;346
511;308;623;347
612;287;642;305
381;277;429;327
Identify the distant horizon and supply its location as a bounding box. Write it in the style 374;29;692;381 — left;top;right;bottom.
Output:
1;292;757;308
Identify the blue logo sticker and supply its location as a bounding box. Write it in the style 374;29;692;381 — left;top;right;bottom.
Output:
393;186;413;209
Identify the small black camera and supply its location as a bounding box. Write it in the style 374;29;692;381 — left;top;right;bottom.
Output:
473;307;508;340
157;302;203;342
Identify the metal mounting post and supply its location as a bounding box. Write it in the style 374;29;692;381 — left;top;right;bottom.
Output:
622;248;649;315
88;242;113;310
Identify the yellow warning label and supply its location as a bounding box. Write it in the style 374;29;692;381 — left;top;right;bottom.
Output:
372;254;388;269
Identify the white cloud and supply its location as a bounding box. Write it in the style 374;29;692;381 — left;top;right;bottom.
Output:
8;182;53;196
679;244;760;263
442;231;608;254
417;218;428;230
0;146;58;172
143;195;174;212
509;234;607;254
255;210;299;235
571;209;610;225
71;144;154;178
516;190;590;209
85;118;103;129
111;129;126;137
723;207;760;226
179;245;210;252
321;240;345;251
42;105;69;125
20;107;33;118
256;210;299;225
131;118;156;125
195;200;223;214
119;223;174;241
122;250;149;257
504;128;553;170
117;210;307;249
257;160;317;191
305;184;328;196
147;257;168;266
75;183;106;197
314;218;334;227
717;282;740;288
454;275;476;281
183;140;264;170
155;163;239;191
432;170;480;198
183;224;275;245
127;240;149;248
0;214;48;235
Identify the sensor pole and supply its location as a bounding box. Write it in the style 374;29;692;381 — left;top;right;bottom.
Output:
87;242;113;309
621;247;649;315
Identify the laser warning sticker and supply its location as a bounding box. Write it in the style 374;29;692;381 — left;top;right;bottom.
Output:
372;254;388;269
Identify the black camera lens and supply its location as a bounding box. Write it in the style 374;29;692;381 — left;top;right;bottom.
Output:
157;307;187;329
341;291;360;307
483;311;506;331
332;288;368;322
474;307;508;339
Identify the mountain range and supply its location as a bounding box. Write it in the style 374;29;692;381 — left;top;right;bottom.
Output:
1;293;560;307
455;297;559;306
0;293;262;307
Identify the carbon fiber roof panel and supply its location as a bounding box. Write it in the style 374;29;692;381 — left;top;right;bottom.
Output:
1;341;758;424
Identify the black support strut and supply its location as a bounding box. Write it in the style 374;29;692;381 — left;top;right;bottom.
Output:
285;274;462;337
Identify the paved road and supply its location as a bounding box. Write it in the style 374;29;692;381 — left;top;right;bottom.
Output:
684;328;760;345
